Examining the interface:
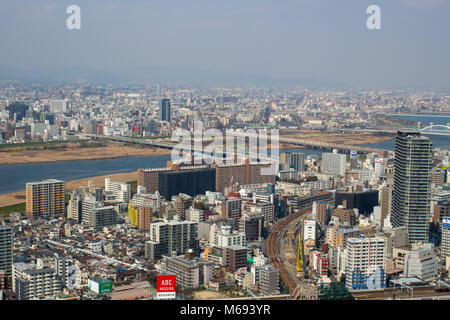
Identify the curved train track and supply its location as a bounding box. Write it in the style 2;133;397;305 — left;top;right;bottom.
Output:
266;207;311;293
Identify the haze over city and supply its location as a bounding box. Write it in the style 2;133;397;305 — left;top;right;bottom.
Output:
0;0;450;306
0;0;449;89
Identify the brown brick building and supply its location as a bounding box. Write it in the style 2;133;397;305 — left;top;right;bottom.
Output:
25;179;65;218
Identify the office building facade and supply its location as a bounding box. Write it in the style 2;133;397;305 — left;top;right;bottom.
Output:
159;99;171;122
0;226;13;282
391;131;433;243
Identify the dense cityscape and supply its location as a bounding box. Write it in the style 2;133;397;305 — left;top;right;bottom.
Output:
0;0;450;308
0;82;449;300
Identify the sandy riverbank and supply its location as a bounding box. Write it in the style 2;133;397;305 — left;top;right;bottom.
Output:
0;143;171;166
280;129;394;145
0;171;138;207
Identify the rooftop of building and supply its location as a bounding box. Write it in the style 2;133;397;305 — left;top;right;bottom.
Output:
26;179;64;185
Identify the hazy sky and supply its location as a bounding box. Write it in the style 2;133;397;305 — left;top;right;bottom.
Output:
0;0;449;89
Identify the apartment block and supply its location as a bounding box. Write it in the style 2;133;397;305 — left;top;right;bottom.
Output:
26;179;65;218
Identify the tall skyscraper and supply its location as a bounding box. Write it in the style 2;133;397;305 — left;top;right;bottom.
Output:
0;226;13;282
159;98;171;122
391;131;433;243
25;179;65;218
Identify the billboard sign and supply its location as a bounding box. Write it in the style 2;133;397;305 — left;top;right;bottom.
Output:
157;275;176;299
350;150;357;159
443;217;450;230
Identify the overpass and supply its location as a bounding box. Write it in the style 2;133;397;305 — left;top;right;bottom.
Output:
337;124;450;137
81;133;383;156
279;137;383;154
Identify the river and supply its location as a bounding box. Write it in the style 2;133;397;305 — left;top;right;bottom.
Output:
0;114;448;195
366;114;450;150
0;147;316;195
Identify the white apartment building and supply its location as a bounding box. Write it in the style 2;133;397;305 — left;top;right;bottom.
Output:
15;267;62;300
215;224;246;247
303;220;317;241
441;217;450;260
186;207;205;223
404;246;439;282
131;191;163;208
322;150;347;176
345;237;387;291
105;178;131;203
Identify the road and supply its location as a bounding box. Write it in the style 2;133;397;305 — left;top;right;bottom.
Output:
46;239;150;271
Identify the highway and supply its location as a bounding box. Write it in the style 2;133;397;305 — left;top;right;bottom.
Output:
80;132;383;155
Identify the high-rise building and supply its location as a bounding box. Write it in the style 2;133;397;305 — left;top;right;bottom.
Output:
174;194;193;220
221;197;242;226
147;220;198;260
239;211;264;241
303;220;317;241
5;102;29;121
312;201;331;226
335;190;379;216
81;199;117;232
67;191;82;223
137;161;275;199
258;265;279;295
280;152;305;171
224;246;248;272
105;178;131;203
392;131;433;243
55;257;80;289
379;185;393;228
49;99;68;113
160;250;213;289
215;161;276;193
322;150;347;176
433;200;450;225
441;217;450;260
159;98;171;122
0;226;13;283
15;267;62;300
404;245;439;281
345;237;386;291
26;179;65;218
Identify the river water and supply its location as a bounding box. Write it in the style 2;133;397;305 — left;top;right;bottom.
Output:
0;114;447;195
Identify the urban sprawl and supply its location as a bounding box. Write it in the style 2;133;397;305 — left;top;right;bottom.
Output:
0;83;449;300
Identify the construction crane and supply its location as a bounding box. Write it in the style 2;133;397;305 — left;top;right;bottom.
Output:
296;232;304;273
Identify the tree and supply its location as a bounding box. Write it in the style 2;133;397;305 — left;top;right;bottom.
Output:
193;201;204;210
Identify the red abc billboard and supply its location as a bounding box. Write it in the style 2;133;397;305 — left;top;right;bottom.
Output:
157;275;176;293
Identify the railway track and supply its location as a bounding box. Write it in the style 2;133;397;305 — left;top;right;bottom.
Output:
266;208;311;293
352;286;450;300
